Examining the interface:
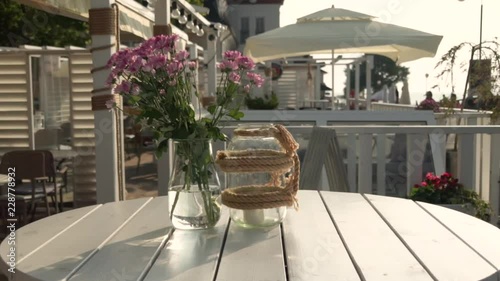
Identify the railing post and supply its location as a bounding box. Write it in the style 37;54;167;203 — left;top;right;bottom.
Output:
429;129;446;175
376;134;387;195
358;133;372;193
406;133;427;196
354;62;360;110
489;134;500;224
457;133;476;191
347;133;357;192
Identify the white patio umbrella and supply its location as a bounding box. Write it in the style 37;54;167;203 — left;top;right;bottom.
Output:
244;5;443;63
244;5;442;108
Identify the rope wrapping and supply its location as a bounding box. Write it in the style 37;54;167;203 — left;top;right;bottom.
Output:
89;7;117;35
91;94;122;111
216;124;300;210
221;186;296;210
216;150;294;173
153;24;172;36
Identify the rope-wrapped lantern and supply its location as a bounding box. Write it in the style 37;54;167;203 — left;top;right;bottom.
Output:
215;124;300;228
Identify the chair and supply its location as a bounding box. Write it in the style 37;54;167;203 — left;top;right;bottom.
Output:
125;122;156;175
0;150;66;223
35;128;63;150
300;127;349;192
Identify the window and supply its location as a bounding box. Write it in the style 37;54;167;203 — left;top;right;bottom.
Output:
240;17;249;44
256;17;265;34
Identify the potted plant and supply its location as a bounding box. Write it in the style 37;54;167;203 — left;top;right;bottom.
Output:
245;91;279;110
409;172;491;221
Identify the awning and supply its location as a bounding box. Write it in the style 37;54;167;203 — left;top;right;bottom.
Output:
14;0;188;40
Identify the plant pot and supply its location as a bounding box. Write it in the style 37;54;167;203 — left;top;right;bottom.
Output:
168;139;222;230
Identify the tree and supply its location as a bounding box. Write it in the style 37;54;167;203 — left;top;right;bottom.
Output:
0;0;90;48
347;55;410;93
434;40;500;120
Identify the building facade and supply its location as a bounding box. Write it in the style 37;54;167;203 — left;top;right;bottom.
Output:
225;0;284;51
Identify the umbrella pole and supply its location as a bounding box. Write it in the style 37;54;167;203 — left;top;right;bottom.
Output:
355;61;360;110
366;55;373;110
331;50;335;111
346;65;351;110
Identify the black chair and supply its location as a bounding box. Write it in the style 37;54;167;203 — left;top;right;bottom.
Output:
0;150;67;223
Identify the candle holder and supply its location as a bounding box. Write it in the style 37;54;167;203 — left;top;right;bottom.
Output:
216;124;300;229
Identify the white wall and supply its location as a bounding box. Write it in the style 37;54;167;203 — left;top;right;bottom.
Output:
226;4;281;51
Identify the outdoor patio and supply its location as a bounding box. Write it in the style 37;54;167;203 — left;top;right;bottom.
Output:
1;0;500;279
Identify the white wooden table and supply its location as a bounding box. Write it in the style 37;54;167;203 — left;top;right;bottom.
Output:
2;190;500;281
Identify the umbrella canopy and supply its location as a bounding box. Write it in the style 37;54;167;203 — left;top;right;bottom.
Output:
244;5;443;63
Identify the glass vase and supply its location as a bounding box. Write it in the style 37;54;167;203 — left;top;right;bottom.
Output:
224;124;288;229
168;139;221;230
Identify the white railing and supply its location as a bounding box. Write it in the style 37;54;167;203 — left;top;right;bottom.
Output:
161;111;500;223
214;124;500;224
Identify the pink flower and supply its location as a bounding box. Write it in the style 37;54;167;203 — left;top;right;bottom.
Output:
107;49;132;76
425;172;437;181
420;181;428;187
243;84;251;93
145;54;167;71
246;72;264;87
236;56;255;70
441;172;452;179
115;81;131;94
131;84;140;95
187;61;197;70
432;178;441;188
224;50;242;61
175;50;189;61
228;72;241;84
134;45;152;58
217;60;238;72
166;61;184;77
127;55;144;73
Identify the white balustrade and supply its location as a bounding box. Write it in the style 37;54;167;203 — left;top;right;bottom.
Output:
218;124;500;224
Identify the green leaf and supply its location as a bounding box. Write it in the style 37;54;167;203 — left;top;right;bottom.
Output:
128;95;141;104
207;105;217;115
155;139;169;158
234;111;244;120
228;109;244;120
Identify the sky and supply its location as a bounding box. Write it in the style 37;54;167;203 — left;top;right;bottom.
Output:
279;0;500;104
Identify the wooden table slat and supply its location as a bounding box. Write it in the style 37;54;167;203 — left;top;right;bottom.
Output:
2;191;500;281
365;194;498;281
1;205;99;263
0;205;100;281
283;190;361;281
215;219;286;281
15;197;152;281
321;192;433;281
69;197;172;281
143;211;229;281
417;201;500;270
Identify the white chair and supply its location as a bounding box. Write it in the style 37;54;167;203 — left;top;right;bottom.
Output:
300;127;349;192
